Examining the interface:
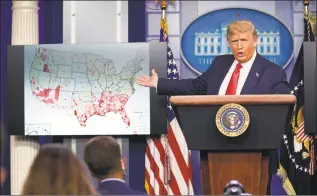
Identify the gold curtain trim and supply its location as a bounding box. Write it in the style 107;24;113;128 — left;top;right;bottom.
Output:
277;163;297;195
144;180;150;194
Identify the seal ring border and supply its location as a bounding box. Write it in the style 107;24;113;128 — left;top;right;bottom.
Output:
215;103;250;137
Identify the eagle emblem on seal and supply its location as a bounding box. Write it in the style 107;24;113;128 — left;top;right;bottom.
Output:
224;112;242;129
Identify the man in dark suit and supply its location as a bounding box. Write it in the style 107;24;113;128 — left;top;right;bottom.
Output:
136;20;290;194
84;136;146;195
136;20;289;95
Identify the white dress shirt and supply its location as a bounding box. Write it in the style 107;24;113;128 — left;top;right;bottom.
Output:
218;50;257;95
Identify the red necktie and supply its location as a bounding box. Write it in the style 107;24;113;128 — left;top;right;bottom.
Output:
225;63;243;95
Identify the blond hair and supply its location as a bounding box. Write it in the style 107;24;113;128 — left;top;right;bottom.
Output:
227;20;258;39
22;144;97;195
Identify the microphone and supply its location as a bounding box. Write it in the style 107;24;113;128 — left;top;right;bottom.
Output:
223;180;251;195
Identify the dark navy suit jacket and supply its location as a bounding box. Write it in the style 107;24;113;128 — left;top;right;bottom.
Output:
157;53;290;95
98;179;147;195
156;53;290;174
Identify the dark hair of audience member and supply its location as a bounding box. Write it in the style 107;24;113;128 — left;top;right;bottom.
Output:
84;136;123;180
21;144;96;195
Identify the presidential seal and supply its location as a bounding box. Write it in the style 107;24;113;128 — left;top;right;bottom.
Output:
215;103;250;137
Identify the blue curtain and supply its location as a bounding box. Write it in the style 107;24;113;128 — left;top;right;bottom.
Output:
39;0;63;44
0;1;12;194
127;0;147;193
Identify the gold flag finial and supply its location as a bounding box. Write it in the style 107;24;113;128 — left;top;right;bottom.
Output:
154;0;175;20
303;0;316;35
304;0;309;16
161;0;167;21
155;0;175;35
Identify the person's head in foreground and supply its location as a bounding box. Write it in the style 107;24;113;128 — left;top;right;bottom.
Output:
84;136;124;182
21;144;96;195
227;20;258;63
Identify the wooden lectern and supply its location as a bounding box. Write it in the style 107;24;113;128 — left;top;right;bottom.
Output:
170;95;296;195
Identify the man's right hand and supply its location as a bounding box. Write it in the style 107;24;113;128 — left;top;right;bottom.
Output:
135;69;159;88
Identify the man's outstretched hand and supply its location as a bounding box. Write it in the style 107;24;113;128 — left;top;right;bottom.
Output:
135;69;159;88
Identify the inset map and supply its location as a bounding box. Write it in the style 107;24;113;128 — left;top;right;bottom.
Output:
25;124;51;135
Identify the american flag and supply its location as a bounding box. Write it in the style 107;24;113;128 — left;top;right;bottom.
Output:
144;27;194;195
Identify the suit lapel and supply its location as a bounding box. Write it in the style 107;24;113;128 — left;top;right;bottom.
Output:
211;56;234;94
240;54;264;94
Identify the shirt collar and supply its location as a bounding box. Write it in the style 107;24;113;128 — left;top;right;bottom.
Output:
100;178;125;183
234;50;257;68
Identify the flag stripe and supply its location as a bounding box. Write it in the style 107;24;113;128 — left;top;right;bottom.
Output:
167;124;192;184
170;118;190;158
153;138;166;164
145;146;157;194
169;118;193;191
167;144;191;194
146;143;167;194
145;168;154;194
145;152;161;194
295;122;304;134
152;145;168;195
151;138;169;193
310;143;315;175
296;123;314;142
167;170;182;195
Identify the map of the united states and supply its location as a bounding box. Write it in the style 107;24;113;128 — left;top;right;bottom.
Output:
29;47;144;127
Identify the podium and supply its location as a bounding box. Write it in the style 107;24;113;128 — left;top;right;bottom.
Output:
170;95;296;195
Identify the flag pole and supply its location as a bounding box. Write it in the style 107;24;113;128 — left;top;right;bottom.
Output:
161;0;167;20
155;0;175;35
160;0;170;185
155;0;173;186
160;0;168;35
